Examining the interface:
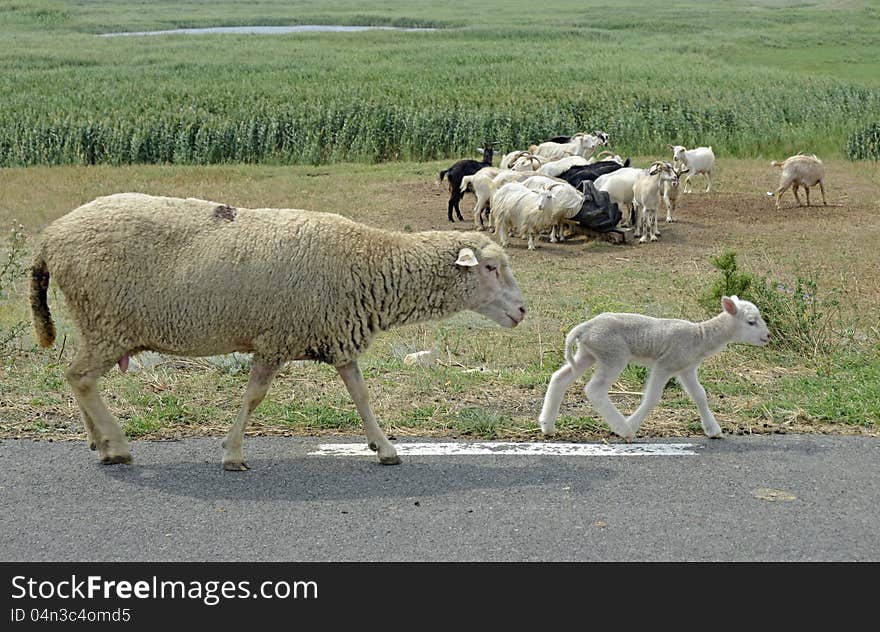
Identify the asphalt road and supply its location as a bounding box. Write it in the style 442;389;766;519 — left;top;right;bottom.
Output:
1;434;878;561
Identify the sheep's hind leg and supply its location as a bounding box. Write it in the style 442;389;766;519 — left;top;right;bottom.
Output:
584;360;633;440
625;368;672;437
539;351;596;435
222;359;279;471
337;361;400;465
819;180;827;205
676;367;722;438
66;349;130;464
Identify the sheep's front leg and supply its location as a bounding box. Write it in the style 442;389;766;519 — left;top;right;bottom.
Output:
704;172;712;193
625;367;670;436
222;359;279;471
676;367;722;438
337;361;400;465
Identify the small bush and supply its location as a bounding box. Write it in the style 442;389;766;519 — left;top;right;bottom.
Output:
700;251;850;359
0;223;29;355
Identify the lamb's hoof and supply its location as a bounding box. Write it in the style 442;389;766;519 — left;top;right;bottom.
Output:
223;461;250;471
379;454;402;465
100;453;132;465
368;441;379;452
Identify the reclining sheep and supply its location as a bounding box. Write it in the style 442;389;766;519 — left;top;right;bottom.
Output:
539;296;769;440
30;193;527;469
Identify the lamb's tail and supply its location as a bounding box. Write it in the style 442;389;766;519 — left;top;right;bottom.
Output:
439;169;448;182
563;321;591;367
29;254;55;348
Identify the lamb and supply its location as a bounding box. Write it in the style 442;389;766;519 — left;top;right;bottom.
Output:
539;296;770;440
661;164;689;223
631;161;681;243
668;145;715;193
490;182;557;250
771;154;827;209
30;193;527;469
439;142;496;222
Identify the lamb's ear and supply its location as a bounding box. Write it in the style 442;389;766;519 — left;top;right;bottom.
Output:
649;163;661;175
721;296;738;315
455;248;479;268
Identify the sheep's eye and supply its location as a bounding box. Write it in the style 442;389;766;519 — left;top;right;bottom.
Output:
748;320;757;326
485;264;497;272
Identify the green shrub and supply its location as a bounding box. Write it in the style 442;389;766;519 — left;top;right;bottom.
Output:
846;122;880;160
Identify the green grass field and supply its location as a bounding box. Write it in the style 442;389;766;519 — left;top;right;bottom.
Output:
1;0;879;165
0;1;878;446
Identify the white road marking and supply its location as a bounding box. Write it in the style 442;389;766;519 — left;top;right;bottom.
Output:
308;442;697;457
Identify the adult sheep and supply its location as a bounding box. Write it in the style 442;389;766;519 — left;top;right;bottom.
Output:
30;193;527;469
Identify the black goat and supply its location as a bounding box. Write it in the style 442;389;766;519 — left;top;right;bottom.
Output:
439;143;495;222
558;157;630;190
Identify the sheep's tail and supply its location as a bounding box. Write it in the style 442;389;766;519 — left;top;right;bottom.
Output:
29;254;56;348
439;169;448;182
563;320;592;367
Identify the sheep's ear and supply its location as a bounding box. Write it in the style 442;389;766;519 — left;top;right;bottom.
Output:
649;163;661;175
667;144;675;150
455;248;479;268
722;296;738;315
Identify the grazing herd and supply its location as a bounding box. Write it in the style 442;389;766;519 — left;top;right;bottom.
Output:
440;133;828;249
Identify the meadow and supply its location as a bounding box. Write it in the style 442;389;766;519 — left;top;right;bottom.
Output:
0;1;878;445
1;0;879;166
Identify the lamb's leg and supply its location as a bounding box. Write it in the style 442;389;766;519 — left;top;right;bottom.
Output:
804;185;811;207
676;367;722;438
527;232;536;250
584;360;633;439
539;351;596;436
683;173;693;194
222;359;279;471
625;368;671;437
337;361;400;465
704;172;712;193
819;180;827;205
66;349;130;464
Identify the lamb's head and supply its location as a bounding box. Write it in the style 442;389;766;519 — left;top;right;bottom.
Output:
455;241;526;328
721;295;770;346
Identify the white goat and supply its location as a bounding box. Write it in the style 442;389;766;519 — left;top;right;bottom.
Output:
771;154;827;209
539;296;770;440
459;167;502;229
521;175;584;242
537;155;589;177
490;182;556;250
586;151;625;165
530;132;606;161
499;150;547;171
594;166;646;227
631;161;680;243
668;145;715;193
661;164;689;223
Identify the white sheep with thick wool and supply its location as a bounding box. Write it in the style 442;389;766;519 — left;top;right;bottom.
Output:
539;296;769;440
30;193;527;469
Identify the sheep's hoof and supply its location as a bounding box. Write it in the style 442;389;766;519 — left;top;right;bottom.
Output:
223;461;250;472
100;453;132;465
89;441;97;451
379;454;402;465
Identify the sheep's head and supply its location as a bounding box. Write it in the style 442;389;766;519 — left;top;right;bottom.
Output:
592;130;610;146
649;161;678;183
722;295;770;346
456;243;526;328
